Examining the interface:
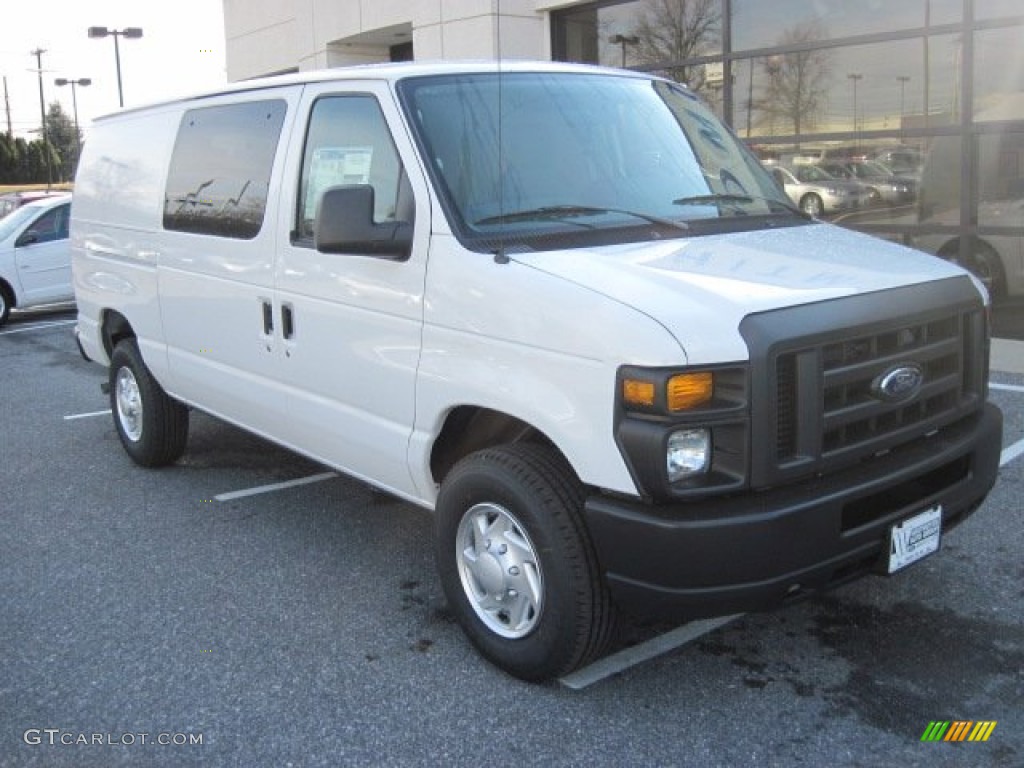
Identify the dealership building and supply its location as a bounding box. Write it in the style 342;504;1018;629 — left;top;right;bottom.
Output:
222;0;1023;292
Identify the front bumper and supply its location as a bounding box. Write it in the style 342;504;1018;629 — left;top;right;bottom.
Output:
584;403;1002;620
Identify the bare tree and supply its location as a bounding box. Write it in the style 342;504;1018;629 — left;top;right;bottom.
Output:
759;21;833;136
630;0;722;92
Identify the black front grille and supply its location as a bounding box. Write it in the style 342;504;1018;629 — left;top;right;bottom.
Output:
740;277;989;489
815;314;965;457
776;355;798;459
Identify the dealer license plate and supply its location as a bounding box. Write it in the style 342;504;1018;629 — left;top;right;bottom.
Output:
887;506;942;573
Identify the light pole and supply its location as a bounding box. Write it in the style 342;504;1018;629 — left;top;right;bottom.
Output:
608;34;638;68
87;26;142;107
896;75;910;136
847;73;863;148
55;77;90;171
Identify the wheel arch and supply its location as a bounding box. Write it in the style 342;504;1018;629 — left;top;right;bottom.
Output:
0;277;17;307
101;309;136;359
429;406;567;487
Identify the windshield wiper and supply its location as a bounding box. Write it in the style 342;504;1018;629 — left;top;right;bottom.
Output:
475;205;689;231
673;194;807;218
673;193;755;207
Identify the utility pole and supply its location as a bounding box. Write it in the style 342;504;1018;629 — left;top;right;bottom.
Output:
30;47;53;187
3;75;12;136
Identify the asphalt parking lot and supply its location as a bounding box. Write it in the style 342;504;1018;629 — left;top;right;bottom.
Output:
2;305;1022;768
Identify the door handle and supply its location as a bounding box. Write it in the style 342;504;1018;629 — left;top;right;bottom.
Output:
261;299;274;335
281;303;295;340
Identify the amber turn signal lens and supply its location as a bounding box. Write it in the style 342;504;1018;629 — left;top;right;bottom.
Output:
622;379;656;407
667;372;713;411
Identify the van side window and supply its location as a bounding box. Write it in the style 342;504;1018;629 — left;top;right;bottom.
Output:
296;96;406;242
163;100;287;239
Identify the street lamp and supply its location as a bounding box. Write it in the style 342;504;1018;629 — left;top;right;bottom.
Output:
608;34;639;68
55;77;91;169
87;26;142;108
847;73;863;146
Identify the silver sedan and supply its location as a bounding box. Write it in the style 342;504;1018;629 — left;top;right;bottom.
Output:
770;164;872;217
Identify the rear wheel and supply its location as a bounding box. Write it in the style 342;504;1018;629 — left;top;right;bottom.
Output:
109;339;189;467
435;444;614;681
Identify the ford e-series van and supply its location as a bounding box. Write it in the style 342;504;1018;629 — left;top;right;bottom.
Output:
71;61;1002;681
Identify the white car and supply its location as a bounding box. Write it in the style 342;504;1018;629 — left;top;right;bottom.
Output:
0;194;73;326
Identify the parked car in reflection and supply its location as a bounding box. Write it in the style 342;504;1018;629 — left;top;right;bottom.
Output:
769;164;872;217
867;146;923;178
913;198;1024;299
0;194;73;326
821;160;917;206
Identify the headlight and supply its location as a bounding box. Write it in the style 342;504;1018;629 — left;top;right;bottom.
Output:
667;428;710;481
616;364;748;499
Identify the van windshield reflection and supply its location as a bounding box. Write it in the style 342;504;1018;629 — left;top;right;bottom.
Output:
399;71;803;250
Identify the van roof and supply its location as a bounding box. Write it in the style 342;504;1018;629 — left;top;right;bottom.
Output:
92;60;656;123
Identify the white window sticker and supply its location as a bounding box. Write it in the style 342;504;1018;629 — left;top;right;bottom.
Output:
305;146;374;219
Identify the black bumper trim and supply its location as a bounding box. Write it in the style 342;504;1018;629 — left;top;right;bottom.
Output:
583;403;1002;620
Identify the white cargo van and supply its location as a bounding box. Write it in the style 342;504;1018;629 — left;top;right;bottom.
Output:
72;61;1002;681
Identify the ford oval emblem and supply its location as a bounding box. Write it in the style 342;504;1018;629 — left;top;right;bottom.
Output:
872;364;924;403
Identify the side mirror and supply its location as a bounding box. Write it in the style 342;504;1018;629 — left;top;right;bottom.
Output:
314;185;413;260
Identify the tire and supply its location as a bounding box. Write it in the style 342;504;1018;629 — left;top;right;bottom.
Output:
109;339;189;467
435;444;614;681
942;239;1007;299
866;187;881;205
0;283;12;327
799;193;823;217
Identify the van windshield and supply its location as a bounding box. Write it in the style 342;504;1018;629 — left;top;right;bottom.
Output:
398;71;803;251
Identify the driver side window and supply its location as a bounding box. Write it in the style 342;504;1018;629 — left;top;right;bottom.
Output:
23;203;70;244
296;95;407;242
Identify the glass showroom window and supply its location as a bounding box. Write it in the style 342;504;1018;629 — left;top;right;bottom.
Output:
730;0;961;52
552;1;723;94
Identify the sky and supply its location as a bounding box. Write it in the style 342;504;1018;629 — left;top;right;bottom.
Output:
0;0;226;140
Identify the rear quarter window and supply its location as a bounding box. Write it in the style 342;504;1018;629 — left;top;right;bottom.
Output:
163;100;287;239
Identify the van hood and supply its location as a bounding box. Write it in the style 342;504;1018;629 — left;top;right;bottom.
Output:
512;221;972;364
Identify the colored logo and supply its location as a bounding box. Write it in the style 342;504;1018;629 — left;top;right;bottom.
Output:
872;363;924;402
921;721;997;742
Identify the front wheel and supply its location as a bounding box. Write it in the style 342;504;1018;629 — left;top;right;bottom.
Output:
435;444;614;681
109;340;189;467
0;283;12;327
799;193;823;217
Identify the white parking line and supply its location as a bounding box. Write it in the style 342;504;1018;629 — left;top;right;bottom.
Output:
991;382;1024;393
559;614;743;690
215;471;339;502
0;319;76;336
63;409;112;421
1001;437;1024;467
